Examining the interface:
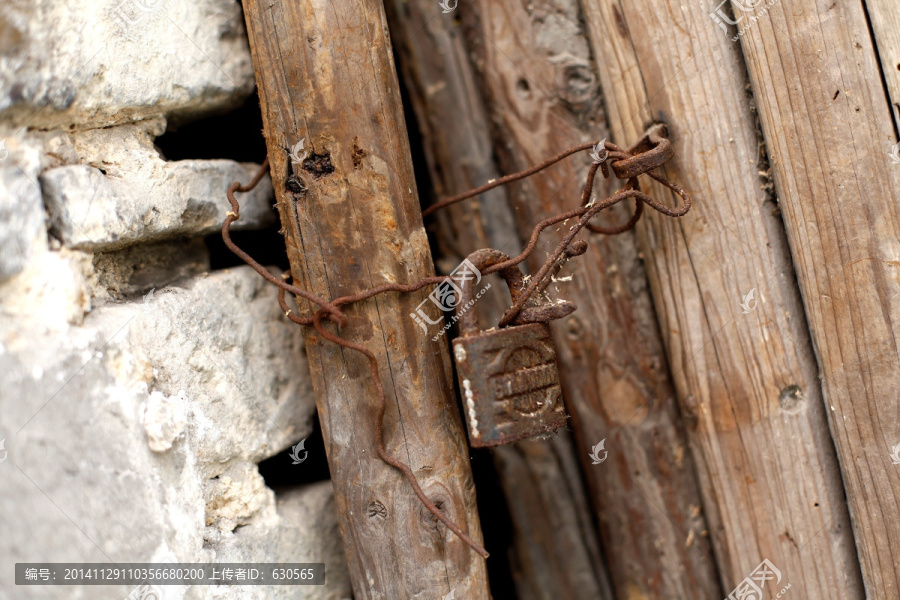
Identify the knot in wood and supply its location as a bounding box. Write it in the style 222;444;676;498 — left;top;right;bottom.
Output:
779;385;805;414
367;500;387;523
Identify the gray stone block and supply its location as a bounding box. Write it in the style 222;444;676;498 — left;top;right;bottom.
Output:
91;238;211;301
0;164;45;280
0;130;47;281
0;1;255;130
0;268;345;600
40;121;274;251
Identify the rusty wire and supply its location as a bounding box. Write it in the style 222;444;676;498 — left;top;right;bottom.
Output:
222;124;691;559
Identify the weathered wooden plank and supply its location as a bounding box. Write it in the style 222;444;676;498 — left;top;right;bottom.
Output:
240;1;490;598
732;0;900;596
458;1;723;597
580;1;865;597
865;0;900;126
383;2;615;597
492;436;612;600
381;0;517;281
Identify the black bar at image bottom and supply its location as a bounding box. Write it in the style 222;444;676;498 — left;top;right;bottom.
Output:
15;563;326;585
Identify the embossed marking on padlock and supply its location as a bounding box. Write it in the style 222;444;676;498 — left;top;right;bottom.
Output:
452;249;572;447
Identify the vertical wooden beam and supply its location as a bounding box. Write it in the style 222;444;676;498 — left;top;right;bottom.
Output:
384;1;615;597
733;0;900;596
240;2;490;598
581;0;865;597
455;1;723;597
864;0;900;127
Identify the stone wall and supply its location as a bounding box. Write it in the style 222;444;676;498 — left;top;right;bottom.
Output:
0;2;351;599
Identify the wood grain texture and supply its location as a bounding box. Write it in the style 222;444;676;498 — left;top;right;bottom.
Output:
384;2;615;597
581;1;865;597
732;0;900;596
459;0;723;597
865;0;900;126
240;1;490;598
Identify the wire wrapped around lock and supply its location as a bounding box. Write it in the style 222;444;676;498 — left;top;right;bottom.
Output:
222;124;692;558
455;247;579;335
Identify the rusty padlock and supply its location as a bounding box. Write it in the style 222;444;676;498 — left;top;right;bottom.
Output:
452;249;576;447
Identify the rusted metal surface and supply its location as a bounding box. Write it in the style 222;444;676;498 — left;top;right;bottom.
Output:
454;322;566;447
452;248;572;447
609;123;674;180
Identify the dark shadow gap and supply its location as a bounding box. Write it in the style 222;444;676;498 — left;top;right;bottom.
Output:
258;411;331;492
204;218;290;273
155;93;268;163
469;447;519;600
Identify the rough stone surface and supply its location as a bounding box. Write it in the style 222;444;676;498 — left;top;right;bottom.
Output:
273;484;353;600
0;2;351;595
0;267;349;599
40;120;275;251
0;242;94;326
91;238;211;301
144;389;188;452
0;0;255;130
0;130;45;280
204;481;354;600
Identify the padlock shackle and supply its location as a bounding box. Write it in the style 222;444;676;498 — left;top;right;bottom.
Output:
456;249;526;338
455;248;577;337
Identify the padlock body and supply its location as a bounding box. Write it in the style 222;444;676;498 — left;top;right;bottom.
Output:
453;322;567;447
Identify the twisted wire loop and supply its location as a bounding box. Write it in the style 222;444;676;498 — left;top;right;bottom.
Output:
223;125;692;558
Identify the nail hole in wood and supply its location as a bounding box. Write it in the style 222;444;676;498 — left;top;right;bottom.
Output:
302;151;335;178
